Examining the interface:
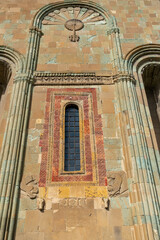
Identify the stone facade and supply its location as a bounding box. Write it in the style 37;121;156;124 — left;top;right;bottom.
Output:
0;1;160;240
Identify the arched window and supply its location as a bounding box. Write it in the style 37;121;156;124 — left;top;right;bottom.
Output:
64;104;80;171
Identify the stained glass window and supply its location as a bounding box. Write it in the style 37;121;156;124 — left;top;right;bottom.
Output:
64;104;80;171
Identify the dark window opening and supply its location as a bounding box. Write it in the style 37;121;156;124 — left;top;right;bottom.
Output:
142;64;160;152
64;104;80;171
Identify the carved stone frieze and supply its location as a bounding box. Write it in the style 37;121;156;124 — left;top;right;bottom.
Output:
34;72;114;85
106;171;128;197
20;175;39;199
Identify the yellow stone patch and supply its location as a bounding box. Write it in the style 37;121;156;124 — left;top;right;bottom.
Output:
39;187;46;198
47;186;59;199
58;186;70;198
69;186;85;198
85;186;108;198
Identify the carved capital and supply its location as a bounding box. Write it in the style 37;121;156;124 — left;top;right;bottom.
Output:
29;27;44;37
114;73;136;85
106;27;120;36
14;74;34;84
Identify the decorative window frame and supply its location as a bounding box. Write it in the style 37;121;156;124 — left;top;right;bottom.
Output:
39;88;107;187
60;100;85;175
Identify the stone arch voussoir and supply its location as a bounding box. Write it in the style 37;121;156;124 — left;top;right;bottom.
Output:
124;44;160;75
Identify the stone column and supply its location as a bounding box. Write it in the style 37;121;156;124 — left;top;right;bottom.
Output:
8;28;43;240
0;23;43;239
0;74;33;240
106;17;123;73
25;27;43;73
115;74;160;239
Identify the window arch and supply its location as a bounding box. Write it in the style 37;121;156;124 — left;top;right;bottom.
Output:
64;104;80;171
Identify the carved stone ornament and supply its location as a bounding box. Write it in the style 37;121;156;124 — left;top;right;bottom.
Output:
20;175;39;199
42;6;107;42
37;198;45;211
106;171;128;197
34;72;114;85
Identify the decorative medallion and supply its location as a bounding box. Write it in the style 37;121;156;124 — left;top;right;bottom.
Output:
42;7;107;42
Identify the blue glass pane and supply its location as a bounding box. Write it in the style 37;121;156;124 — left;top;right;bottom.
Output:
70;148;74;153
65;165;69;171
75;143;79;148
70;132;74;137
65;132;69;137
75;138;79;143
70;161;75;167
75;132;79;137
70;143;74;148
70;138;74;143
75;122;79;126
75;165;80;171
70;166;74;171
69;116;75;121
76;160;80;165
70;155;74;160
69;126;74;131
75;127;79;132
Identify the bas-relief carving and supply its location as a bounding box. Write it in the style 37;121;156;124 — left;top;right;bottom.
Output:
106;171;128;197
20;175;39;199
56;198;109;209
34;72;114;85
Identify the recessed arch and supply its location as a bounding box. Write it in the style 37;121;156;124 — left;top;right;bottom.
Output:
124;43;160;75
0;46;25;99
32;1;113;29
125;44;160;151
0;45;25;74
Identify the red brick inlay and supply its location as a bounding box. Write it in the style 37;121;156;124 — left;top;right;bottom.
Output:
39;88;106;186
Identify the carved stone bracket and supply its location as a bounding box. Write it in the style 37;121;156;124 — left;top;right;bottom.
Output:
37;198;45;211
106;171;128;197
20;175;39;199
33;72;115;85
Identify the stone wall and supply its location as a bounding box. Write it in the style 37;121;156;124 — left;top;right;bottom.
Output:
0;1;159;240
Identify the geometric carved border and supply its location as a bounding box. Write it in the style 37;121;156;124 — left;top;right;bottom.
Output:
34;72;114;85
